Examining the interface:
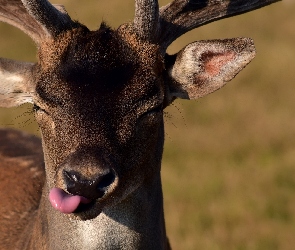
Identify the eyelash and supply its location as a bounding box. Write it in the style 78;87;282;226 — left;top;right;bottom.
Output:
33;104;48;115
33;104;40;112
143;105;163;119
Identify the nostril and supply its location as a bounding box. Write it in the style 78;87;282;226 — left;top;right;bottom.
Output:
63;170;79;188
63;169;116;200
97;171;116;191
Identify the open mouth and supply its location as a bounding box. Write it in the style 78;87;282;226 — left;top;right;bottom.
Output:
49;188;96;214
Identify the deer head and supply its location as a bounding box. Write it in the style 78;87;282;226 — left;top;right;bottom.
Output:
0;0;279;248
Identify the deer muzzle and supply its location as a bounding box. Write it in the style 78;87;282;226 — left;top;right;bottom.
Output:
49;147;118;214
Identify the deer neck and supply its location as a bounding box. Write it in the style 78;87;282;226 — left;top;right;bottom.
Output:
29;172;167;250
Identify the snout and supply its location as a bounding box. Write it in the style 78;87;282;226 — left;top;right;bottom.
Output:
49;147;119;215
63;169;116;200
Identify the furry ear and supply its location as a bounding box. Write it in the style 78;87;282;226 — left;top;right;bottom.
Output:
165;38;255;103
0;58;34;107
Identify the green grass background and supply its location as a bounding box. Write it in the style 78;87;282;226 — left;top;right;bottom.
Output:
0;1;294;249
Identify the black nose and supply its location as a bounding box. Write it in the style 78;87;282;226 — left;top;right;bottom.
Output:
63;169;116;200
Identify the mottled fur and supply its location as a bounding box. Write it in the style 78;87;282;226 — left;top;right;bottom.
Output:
0;0;278;249
0;129;44;249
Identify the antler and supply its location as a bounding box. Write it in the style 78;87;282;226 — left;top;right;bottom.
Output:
0;0;43;42
21;0;79;38
0;0;79;44
133;0;160;42
158;0;281;49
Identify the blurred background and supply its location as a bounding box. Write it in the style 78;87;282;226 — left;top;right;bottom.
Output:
0;0;294;249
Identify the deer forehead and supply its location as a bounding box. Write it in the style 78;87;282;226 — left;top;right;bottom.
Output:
34;25;165;111
37;25;164;80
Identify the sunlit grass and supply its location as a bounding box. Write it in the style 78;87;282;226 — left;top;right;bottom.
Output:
0;1;294;249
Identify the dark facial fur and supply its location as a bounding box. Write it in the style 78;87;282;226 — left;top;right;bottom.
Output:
33;23;166;219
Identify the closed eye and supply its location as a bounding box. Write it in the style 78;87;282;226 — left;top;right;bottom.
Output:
146;104;163;115
33;103;48;114
139;104;163;119
33;104;40;112
136;103;163;129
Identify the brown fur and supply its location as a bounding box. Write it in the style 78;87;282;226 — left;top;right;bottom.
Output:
0;129;45;249
0;0;279;249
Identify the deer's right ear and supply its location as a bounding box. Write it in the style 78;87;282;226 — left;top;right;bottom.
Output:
0;58;34;107
165;38;256;104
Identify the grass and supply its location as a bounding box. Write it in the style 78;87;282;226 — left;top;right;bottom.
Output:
0;1;294;249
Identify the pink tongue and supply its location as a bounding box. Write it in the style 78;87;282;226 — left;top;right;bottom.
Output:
49;188;92;214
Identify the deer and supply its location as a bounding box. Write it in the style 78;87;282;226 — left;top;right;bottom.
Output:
0;0;279;249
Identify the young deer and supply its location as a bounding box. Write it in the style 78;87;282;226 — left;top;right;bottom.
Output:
0;0;279;249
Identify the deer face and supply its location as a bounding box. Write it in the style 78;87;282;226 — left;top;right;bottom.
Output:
31;24;166;219
0;0;256;221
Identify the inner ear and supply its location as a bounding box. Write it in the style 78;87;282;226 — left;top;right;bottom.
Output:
200;51;235;78
164;38;256;103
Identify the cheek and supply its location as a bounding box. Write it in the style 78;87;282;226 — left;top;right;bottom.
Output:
35;112;56;136
113;119;164;201
35;114;60;155
116;120;133;144
35;114;72;167
141;117;164;164
137;114;164;143
126;115;164;168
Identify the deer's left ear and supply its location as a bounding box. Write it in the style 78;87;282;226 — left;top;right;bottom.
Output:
0;58;35;107
165;38;255;103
